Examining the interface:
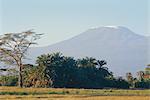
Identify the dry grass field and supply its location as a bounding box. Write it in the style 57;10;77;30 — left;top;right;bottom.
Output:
0;86;150;100
0;95;149;100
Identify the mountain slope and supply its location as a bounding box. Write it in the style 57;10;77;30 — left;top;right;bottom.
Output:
29;26;149;76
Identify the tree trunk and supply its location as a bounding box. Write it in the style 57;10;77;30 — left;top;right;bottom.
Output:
18;65;23;87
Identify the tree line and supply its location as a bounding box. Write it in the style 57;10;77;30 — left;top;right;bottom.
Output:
0;52;131;89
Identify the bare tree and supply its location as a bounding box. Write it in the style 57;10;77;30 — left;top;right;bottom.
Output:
0;30;42;87
95;60;107;69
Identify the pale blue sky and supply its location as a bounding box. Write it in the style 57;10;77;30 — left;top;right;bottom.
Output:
0;0;149;46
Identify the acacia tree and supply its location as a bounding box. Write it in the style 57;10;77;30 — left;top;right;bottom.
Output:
0;30;42;87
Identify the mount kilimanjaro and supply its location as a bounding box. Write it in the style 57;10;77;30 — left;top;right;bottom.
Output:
27;26;149;76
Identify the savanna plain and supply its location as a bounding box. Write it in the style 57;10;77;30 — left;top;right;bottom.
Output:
0;86;149;100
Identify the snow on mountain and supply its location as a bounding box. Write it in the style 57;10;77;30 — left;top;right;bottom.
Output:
27;26;149;76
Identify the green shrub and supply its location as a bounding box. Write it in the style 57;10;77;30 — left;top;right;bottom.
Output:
0;75;18;86
135;80;150;89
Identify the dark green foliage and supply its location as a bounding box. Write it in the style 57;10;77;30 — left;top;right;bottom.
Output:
113;78;130;89
36;52;78;88
135;80;150;89
34;53;115;89
21;52;138;89
3;52;149;89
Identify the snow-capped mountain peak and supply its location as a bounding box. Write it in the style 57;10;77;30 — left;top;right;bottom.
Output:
28;26;149;76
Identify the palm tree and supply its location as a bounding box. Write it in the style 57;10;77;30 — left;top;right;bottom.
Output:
77;57;96;68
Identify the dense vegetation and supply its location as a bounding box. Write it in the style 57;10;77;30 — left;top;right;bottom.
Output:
1;52;149;89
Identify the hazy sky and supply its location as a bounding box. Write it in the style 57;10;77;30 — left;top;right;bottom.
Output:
0;0;149;46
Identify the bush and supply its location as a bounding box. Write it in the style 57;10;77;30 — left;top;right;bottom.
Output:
135;80;150;89
0;75;18;86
